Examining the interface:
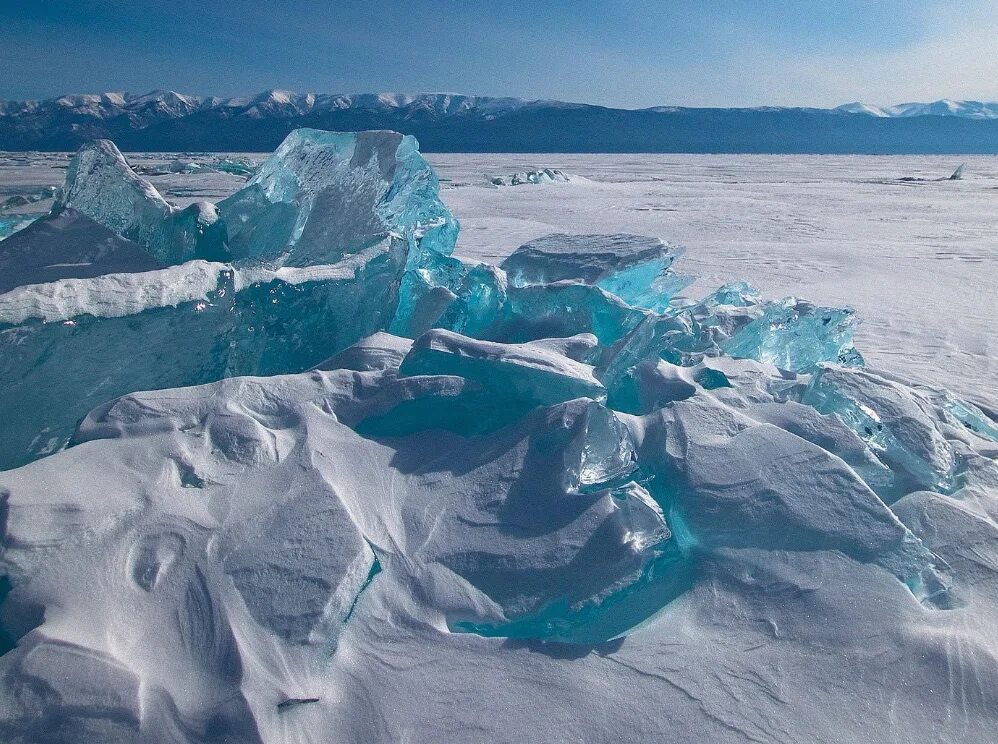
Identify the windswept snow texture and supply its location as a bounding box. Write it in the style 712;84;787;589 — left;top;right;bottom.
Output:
0;140;997;743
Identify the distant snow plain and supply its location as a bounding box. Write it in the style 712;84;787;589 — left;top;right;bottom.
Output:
1;151;994;411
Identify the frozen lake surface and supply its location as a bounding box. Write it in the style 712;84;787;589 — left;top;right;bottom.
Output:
1;142;997;743
2;151;995;409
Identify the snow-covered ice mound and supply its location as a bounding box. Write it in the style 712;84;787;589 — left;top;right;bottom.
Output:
0;130;997;743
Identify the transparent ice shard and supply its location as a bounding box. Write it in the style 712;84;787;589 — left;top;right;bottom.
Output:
393;252;649;349
570;403;638;490
0;214;41;242
721;298;863;372
218;128;457;268
802;365;956;497
55;140;219;265
939;394;998;442
389;249;470;338
490;282;647;346
596;312;707;413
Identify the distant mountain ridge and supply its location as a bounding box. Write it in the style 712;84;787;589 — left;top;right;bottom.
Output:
834;99;998;119
1;89;997;153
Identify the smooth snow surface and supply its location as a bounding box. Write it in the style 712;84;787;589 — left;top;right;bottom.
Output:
0;146;995;744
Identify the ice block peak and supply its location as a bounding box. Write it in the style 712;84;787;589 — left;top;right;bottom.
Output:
219;128;457;268
55;139;224;264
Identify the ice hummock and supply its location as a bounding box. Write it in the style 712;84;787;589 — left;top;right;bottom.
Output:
488;168;571;186
0;129;457;469
1;130;997;743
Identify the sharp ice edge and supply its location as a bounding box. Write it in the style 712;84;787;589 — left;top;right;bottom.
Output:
0;130;996;742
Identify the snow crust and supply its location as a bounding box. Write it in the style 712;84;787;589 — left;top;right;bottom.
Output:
0;260;226;324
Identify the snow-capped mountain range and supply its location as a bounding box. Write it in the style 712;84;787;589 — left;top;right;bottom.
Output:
0;90;542;124
1;90;996;152
834;99;998;119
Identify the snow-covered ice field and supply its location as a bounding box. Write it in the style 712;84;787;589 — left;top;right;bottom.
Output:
1;140;997;743
4;151;993;408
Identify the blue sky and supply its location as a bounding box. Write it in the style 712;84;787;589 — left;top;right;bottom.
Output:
2;0;995;106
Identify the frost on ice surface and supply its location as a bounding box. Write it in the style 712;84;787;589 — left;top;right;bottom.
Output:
2;133;998;743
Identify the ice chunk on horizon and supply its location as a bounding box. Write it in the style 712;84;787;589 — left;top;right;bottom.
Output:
488;168;571;186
